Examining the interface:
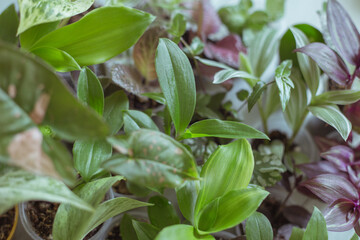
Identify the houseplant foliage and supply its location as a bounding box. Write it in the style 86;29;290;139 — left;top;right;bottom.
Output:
1;0;360;239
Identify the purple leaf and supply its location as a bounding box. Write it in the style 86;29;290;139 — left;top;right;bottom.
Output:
344;100;360;131
355;221;360;236
321;146;355;172
295;42;350;85
193;0;222;38
301;174;358;203
325;198;359;231
298;161;341;179
204;35;246;68
327;0;360;67
347;166;360;189
314;136;342;153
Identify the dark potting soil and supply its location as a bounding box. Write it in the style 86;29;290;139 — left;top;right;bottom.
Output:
26;201;102;240
106;223;122;240
0;207;15;240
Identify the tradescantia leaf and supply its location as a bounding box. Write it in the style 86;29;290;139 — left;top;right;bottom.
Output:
30;6;155;66
195;139;254;216
311;90;360;105
17;0;93;34
308;104;351;140
155;225;214;240
103;91;129;135
148;195;180;228
303;207;328;240
155;38;196;136
142;92;166;105
248;81;267;112
0;167;92;215
196;187;269;233
19;21;60;50
168;13;187;40
213;69;258;86
275;60;294;111
290;27;320;96
0;4;19;44
246;212;273;240
123;110;159;134
289;227;305;240
0;41;109;141
184;119;269;140
252;140;286;187
176;180;200;224
73;139;112;182
31;47;81;72
194;56;231;70
104;129;199;190
327;0;360;66
295;42;350;85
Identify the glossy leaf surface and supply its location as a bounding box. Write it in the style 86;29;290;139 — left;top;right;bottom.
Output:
246;212;273;240
148;195;180;228
275;60;294;111
155;225;214;240
123;110;159;134
303;207;328;240
248;81;267;112
312;90;360;105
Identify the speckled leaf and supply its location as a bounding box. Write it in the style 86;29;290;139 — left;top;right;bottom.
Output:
17;0;93;34
195;139;254;217
0;41;109;141
0;167;92;215
30;6;155;66
252;140;286;187
104;129;199;190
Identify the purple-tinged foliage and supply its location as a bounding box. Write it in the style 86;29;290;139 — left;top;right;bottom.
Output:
344;101;360;132
192;0;222;39
327;0;360;67
321;145;355;172
295;42;350;85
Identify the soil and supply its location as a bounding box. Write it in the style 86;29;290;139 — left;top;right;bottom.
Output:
0;208;15;240
112;180;132;195
26;201;102;240
106;223;122;240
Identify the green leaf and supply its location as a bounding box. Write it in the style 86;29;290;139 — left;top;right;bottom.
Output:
184;119;269;140
142;92;166;105
275;60;294;111
284;71;308;132
252;140;286;187
176;180;200;224
248;81;267;112
53;176;124;240
194;56;230;69
121;214;138;240
123;110;159;134
31;47;81;72
155;225;214;240
0;41;109;141
103;91;129;135
0;168;92;215
308;104;351;140
77;67;104;115
19;21;59;50
264;83;281;118
213;69;259;86
73;139;112;182
30;6;155;66
246;212;273;240
196;187;269;233
155;38;196;136
290;27;320;96
132;220;160;240
289;227;305;240
0;4;19;44
350;233;359;240
168;13;187;40
311;90;360;105
185;37;204;56
248;28;279;78
104;129;199;190
148;195;180;228
303;207;328;240
17;0;93;34
266;0;285;20
195;139;254;215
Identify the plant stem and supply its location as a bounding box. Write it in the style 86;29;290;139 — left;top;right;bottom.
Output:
258;103;268;135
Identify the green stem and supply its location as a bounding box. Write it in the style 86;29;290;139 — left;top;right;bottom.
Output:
258;103;268;135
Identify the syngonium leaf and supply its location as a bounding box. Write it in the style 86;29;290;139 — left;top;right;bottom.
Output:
195;139;254;217
184;119;269;140
155;38;196;137
0;166;92;215
155;225;214;240
0;41;109;141
17;0;93;34
246;212;273;240
104;129;199;190
303;207;328;240
30;6;155;66
275;60;294;111
252;140;286;187
53;176;151;240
